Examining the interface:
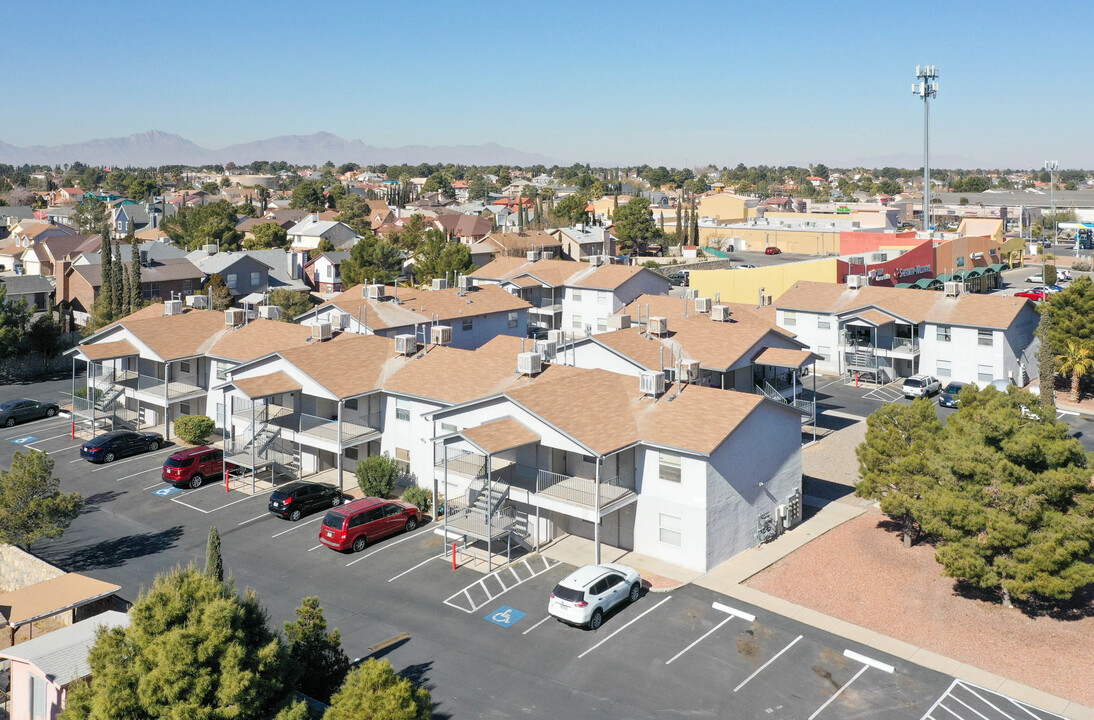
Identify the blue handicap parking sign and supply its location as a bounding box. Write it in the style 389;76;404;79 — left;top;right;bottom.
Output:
11;436;38;445
151;486;182;497
484;605;526;628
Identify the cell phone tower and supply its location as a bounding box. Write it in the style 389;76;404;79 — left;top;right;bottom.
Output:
912;65;939;234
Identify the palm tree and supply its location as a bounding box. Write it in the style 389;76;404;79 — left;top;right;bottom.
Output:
1055;340;1094;402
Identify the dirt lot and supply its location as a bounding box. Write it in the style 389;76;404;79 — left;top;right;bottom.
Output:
747;508;1094;707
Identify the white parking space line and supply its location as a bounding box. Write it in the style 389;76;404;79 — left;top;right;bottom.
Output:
711;601;756;622
115;467;162;482
442;556;559;613
808;665;868;720
308;544;323;552
387;554;445;582
171;488;274;514
522;615;552;636
577;595;672;659
237;513;269;526
38;431;76;442
142;481;164;490
733;635;803;692
0;420;69;436
271;516;324;538
843;649;894;674
665;615;734;665
36;442;86;454
345;526;434;567
91;447;175;471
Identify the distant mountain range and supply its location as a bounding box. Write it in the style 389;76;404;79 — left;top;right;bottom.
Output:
0;130;559;168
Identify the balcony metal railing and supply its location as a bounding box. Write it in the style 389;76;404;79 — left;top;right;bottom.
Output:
435;449;488;479
529;296;562;312
297;411;382;443
535;468;635;508
444;499;518;538
231;402;294;425
136;373;204;398
890;336;919;353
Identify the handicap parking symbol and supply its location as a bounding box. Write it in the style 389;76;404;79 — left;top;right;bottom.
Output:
11;436;38;445
151;486;182;497
484;605;526;628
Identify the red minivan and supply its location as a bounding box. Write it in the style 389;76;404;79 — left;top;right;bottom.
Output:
319;497;421;552
162;446;224;488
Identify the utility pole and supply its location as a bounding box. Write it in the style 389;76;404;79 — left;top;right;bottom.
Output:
1044;160;1058;243
912;65;939;235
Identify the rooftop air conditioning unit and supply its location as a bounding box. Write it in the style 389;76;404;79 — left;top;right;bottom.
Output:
588;255;604;267
711;304;731;322
681;359;701;382
430;325;452;345
547;329;564;344
327;310;348;330
606;314;631;330
257;305;281;320
458;274;472;290
846;275;867;289
203;243;218;255
432;278;448;291
694;297;712;313
648;316;668;336
526;250;540;262
541;250;555;260
683;288;698;300
534;339;557;359
395;334;418;356
311;322;332;341
186;294;208;308
517;351;543;376
639;370;665;397
163;299;183;316
944;281;962;297
225;309;245;326
761;294;773;306
367;284;385;299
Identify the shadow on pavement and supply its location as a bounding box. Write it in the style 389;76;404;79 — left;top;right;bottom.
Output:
45;525;185;571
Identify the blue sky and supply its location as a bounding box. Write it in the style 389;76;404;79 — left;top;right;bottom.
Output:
5;1;1092;168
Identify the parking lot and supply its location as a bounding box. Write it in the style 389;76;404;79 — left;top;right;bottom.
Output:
0;378;1077;718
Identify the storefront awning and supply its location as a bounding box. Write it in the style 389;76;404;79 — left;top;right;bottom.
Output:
894;282;915;289
934;273;954;283
987;263;1007;273
914;278;941;289
964;268;986;277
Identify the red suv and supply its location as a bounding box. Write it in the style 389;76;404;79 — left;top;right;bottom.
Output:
764;246;782;255
162;446;224;489
319;497;421;552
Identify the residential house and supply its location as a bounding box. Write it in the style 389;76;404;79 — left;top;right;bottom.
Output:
304;251;349;294
0;275;55;311
236;209;309;242
63;257;206;325
110;202;165;237
469;257;672;336
297;283;531;350
74;240;189;268
773;280;1040;386
466;230;562;267
19;234;102;277
47;187;85;206
431;213;493;243
286;215;358;250
10;221;77;248
550;225;615;260
186;248;309;302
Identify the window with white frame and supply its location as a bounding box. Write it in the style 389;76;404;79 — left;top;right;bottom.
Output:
508;311;518;328
395;448;410;473
462;318;473;331
817;345;831;362
572;314;583;331
598;292;608;306
250;271;261;287
978;364;993;382
180;360;190;373
658;451;681;483
977;329;993;346
659;513;682;546
395;398;410;421
226;273;238;289
936;326;951;342
937;360;952;377
572;288;582;301
597;317;607;332
30;673;48;720
441;423;457;433
783;311;797;327
818;319;830;329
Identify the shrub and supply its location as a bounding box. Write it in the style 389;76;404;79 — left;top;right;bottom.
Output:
1072;261;1091;272
1044;264;1058;286
355;453;400;498
402;486;431;514
174;414;215;445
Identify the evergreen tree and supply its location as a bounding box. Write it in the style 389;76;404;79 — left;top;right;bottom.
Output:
130;247;143;311
324;659;431;720
120;270;131;317
205;525;223;582
283;596;350;703
99;235;114;321
0;451;84;548
1055;340;1094;402
1039;275;1094;356
690;201;699;245
674;206;684;246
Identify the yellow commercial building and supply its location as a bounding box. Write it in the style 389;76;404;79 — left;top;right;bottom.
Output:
689;258;841;305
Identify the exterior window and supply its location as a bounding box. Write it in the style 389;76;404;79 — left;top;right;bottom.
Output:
226;273;238;289
183;279;193;294
30;673;48;720
978;329;993;346
659;513;682;547
572;314;583;331
345;398;358;410
179;402;191;415
462;318;473;332
936;326;951;342
441;423;457;433
978;364;993;382
573;289;582;301
817;345;831;362
598;292;609;306
508;311;518;328
250;271;261;287
344;447;358;460
215;362;228;380
658;451;681;483
142;282;159;300
818;319;830;329
395;398;410;422
395;447;410;474
783;311;796;327
937;360;951;377
180;360;191;373
597;317;607;332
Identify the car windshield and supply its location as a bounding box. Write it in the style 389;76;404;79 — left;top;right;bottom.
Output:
551;584;586;603
944;383;963;394
904;378;924;387
323;511;346;529
164;457;194;468
0;402;13;410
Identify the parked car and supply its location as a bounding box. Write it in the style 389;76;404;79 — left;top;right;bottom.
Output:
1015;288;1049;302
318;497;421;552
737;263;756;269
666;272;688;286
269;481;343;521
1025;274;1044;283
1044;284;1064;293
902;374;941;399
1058;269;1073;282
764;246;782;255
80;430;164;463
548;563;642;630
162;446;224;488
938;381;968;408
527;327;550;341
0;399;59;427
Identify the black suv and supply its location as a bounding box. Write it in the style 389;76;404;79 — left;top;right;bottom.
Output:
268;482;343;521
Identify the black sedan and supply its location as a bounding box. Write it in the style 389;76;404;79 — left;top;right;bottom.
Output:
269;482;343;521
80;430;164;463
0;399;60;427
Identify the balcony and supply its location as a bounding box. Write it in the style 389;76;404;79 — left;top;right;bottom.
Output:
297;410;382;444
888;336;920;355
136;373;204;399
528;296;562;313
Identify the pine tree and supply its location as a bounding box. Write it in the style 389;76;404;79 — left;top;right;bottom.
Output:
283;597;350;703
120;270;130;317
690;201;699;246
205;525;223;582
130;247;143;311
675;206;684;246
111;240;125;318
100;235;114;321
324;659;431;720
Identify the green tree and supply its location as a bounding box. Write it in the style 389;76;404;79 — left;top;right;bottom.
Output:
205;525;224;582
256;185;269;212
283;597;349;704
355;453;400;498
74;197;111;234
855;400;943;547
61;567;294;720
496;168;511;187
1037;311;1056;408
26;312;62;356
268;289;313;321
689;202;699;246
333;194;373;236
323;659;431;720
421;172;453;196
468;178;492;202
1055;340;1094;402
248;222;289;250
205;273;234;311
414;230;474;284
0;284;32;357
0;451;83;548
310;236;337;261
130;247;143;311
1039;275;1094;358
174;415;215;445
549;192;589;226
340;234;403;286
161;200;242;251
612;197;657;256
290;181;324;211
327;183;347;209
201;181;221;195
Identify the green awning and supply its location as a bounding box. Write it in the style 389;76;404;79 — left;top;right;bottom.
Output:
953;270;972;279
987;263;1006;273
894;282;915;289
913;278;941;289
934;273;954;283
965;267;986;277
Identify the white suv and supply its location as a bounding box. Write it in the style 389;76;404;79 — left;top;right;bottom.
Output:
902;374;941;399
548;563;642;630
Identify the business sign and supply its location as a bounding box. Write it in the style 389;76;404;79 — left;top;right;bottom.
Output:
896;265;932;278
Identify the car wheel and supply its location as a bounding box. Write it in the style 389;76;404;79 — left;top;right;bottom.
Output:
188;474;204;489
405;517;418;532
103;452;115;463
331;495;342;507
4;417;14;427
46;407;57;417
352;536;367;553
289;508;302;521
148;441;159;452
629;583;640;603
588;609;603;631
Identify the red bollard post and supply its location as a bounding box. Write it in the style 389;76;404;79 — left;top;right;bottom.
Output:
856;372;860;388
224;465;229;492
452;542;457;571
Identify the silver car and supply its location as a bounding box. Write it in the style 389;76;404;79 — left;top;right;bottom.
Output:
902;374;941;399
548;563;641;630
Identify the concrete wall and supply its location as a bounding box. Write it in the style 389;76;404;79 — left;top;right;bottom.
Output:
690;258;841;305
932;235;1005;275
630;446;708;569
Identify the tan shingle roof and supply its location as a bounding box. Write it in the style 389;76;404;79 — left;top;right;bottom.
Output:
234;371;302;399
774;281;1031;330
470;258;668;292
278;334;400;399
320;283;530;331
76;339;139;361
753;347;821;369
461;417;540;454
854;309;895;326
622;294;785;331
206;320;316;362
0;574;120;627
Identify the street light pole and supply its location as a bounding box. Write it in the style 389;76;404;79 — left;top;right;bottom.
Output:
912;65;939;235
1044;160;1058;243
